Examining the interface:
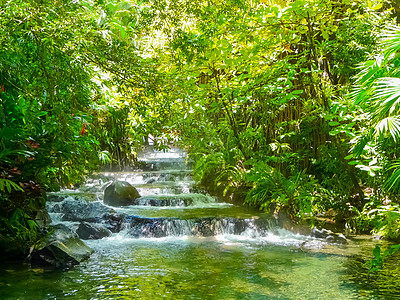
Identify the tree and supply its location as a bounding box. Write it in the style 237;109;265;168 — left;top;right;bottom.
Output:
155;0;390;217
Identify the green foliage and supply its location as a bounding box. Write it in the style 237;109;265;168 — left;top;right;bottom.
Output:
0;0;397;257
192;149;246;197
384;160;400;192
369;244;400;273
0;179;23;193
347;199;400;240
0;207;39;254
0;0;104;188
245;162;324;218
348;25;400;273
158;0;391;217
0;0;152;254
0;187;45;256
351;24;400;191
92;103;139;170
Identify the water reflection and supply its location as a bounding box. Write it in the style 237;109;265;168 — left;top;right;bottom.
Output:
2;234;400;299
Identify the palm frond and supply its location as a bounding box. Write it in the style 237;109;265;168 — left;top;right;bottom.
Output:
381;25;400;57
0;149;33;164
353;57;383;87
374;116;400;142
373;77;400;117
350;85;373;106
384;160;400;192
351;134;371;157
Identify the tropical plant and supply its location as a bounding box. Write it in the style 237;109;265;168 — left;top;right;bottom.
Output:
245;161;323;218
351;25;400;193
369;244;400;273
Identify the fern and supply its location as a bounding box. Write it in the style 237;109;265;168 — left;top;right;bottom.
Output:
215;165;244;196
245;162;318;216
99;150;111;164
0;178;23;193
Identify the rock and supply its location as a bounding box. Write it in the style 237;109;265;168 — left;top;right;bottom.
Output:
102;213;126;233
145;177;157;184
47;192;98;203
128;216;184;238
35;209;52;229
30;224;93;268
326;233;347;244
49;198;116;222
133;194;213;207
160;173;176;182
76;222;112;240
126;216;267;238
104;181;140;206
311;227;347;244
47;193;65;202
134;196;189;207
62;201;116;222
192;218;218;237
311;227;332;239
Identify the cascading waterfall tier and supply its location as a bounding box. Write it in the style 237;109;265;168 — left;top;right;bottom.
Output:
122;216;273;238
46;147;341;248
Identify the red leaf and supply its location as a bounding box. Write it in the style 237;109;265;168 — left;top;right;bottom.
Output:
80;123;86;135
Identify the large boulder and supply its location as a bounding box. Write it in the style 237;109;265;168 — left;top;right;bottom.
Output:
30;224;94;268
49;198;116;222
104;181;140;206
76;222;112;240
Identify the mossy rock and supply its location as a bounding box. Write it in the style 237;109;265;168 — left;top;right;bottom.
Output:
76;222;112;240
104;181;140;206
31;224;94;268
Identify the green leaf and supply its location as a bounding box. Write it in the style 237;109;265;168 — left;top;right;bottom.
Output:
329;129;340;135
373;245;381;259
0;179;24;193
344;154;353;160
291;90;303;95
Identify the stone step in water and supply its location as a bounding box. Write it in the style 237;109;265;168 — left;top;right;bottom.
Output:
137;160;192;171
137;147;189;160
141;172;193;184
120;215;346;244
113;205;260;220
46;195;345;245
135;183;195;196
132;193;216;207
136;148;192;170
123;216;276;238
72;172;194;196
97;170;193;184
83;170;192;187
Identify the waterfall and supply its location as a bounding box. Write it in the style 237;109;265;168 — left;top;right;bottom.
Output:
46;147;331;249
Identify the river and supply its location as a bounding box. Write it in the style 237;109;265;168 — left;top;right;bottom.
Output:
1;147;400;299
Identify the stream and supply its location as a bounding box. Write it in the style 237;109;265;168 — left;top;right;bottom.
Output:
2;147;400;299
